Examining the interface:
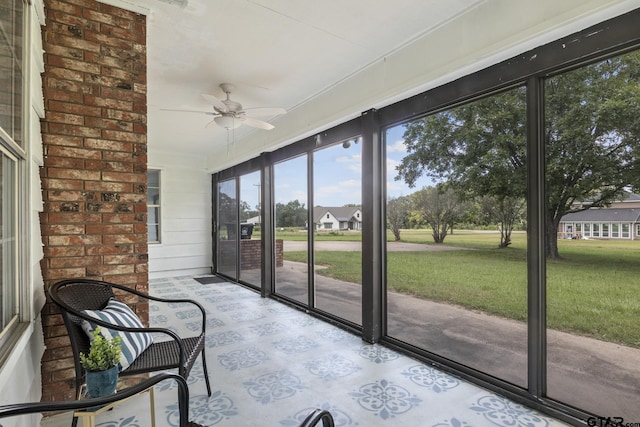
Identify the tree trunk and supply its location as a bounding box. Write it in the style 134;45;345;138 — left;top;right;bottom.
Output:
392;226;401;241
498;221;513;248
545;213;561;259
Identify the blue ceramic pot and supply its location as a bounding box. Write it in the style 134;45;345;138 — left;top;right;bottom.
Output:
85;365;118;398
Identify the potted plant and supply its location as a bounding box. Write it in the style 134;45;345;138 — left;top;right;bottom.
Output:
80;327;122;398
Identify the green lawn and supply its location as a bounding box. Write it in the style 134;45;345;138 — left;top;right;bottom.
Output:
274;230;362;241
284;229;640;348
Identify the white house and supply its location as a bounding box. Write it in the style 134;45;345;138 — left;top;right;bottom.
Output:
559;193;640;239
313;206;362;231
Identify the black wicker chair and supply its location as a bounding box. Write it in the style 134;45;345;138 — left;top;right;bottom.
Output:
0;373;198;427
49;278;212;426
299;409;335;427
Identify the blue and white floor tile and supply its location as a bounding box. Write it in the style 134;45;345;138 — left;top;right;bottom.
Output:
42;276;569;427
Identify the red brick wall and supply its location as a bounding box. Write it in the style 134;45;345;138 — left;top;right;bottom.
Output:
39;0;147;402
239;239;284;269
240;239;261;270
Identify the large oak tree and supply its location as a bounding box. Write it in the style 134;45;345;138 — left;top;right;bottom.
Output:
396;51;640;258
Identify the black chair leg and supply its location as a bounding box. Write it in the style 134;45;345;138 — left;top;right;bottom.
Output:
201;350;212;396
71;380;81;427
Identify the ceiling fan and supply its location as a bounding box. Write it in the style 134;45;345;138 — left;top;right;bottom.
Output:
164;83;286;130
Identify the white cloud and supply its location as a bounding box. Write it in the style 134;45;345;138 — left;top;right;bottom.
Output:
314;182;361;206
386;139;407;153
340;179;359;187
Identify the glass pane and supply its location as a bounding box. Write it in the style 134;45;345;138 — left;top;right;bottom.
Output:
0;0;23;146
217;179;238;279
147;207;158;224
147;188;159;205
386;86;528;387
0;152;16;330
313;138;362;324
274;155;308;304
545;50;640;419
0;3;14;138
147;170;160;243
148;170;159;187
148;223;159;243
239;171;262;288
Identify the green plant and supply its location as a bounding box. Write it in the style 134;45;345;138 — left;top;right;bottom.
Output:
80;327;122;372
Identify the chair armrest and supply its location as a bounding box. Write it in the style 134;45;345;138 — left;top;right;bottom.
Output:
107;282;208;335
0;374;189;427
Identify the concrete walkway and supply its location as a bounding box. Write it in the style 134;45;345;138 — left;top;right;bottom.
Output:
274;241;640;419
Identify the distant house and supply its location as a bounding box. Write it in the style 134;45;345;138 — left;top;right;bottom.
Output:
245;215;261;224
313;206;362;231
558;193;640;240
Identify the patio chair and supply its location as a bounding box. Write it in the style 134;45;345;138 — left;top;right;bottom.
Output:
299;409;335;427
49;278;212;427
0;373;196;427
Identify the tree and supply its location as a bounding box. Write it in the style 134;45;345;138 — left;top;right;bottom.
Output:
543;52;640;257
239;200;259;222
386;196;410;241
397;50;640;258
411;186;465;243
275;199;307;228
481;195;526;248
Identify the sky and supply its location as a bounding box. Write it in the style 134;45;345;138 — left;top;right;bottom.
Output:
235;124;433;209
268;124;433;208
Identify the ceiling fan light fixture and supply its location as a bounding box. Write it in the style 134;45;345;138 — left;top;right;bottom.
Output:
214;115;242;129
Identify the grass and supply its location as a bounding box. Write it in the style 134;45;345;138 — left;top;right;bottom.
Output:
284;229;640;348
272;228;363;241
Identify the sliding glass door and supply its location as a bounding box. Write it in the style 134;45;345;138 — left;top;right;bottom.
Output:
385;87;528;387
273;155;309;304
313;137;362;325
239;171;262;288
216;179;237;279
544;49;640;418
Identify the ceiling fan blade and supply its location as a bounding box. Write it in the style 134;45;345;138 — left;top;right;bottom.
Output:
243;107;286;117
201;93;228;112
243;116;275;130
160;108;215;115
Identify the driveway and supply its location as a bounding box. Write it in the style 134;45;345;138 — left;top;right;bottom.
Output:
274;240;640;419
284;240;464;252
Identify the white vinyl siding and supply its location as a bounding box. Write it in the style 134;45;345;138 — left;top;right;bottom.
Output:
147;152;212;278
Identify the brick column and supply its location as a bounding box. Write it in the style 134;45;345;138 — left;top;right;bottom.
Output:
39;0;147;401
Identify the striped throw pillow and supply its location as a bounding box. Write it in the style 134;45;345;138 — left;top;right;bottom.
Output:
81;298;153;371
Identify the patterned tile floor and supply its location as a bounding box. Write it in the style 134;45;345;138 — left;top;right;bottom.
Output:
43;276;569;427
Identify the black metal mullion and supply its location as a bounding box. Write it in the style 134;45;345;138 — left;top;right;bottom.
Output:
235;177;241;281
361;108;382;343
307;152;315;309
211;173;218;274
526;76;547;398
261;153;274;298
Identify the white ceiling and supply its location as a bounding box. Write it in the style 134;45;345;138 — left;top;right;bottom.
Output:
142;0;483;160
102;0;640;172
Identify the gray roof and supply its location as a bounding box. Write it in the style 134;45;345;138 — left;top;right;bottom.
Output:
560;208;640;223
577;191;640;205
313;206;361;223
